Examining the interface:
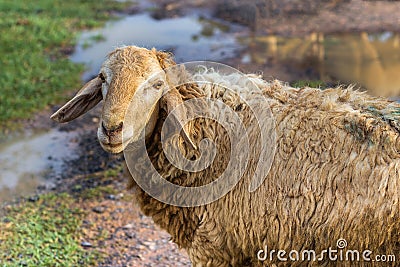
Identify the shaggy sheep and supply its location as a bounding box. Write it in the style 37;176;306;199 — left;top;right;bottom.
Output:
51;46;400;266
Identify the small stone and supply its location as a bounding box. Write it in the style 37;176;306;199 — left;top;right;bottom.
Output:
92;206;105;213
125;231;135;238
106;194;116;200
81;241;92;248
37;184;46;190
122;223;134;229
115;208;124;213
28;195;39;202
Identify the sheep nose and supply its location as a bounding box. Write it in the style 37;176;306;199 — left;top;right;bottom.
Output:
102;121;123;137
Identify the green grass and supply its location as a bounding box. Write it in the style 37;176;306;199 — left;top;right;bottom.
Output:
80;185;118;200
0;193;100;267
0;0;130;130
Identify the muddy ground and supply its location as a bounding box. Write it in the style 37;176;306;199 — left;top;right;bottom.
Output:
5;0;400;266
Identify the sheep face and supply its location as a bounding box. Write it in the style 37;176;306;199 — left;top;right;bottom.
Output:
97;47;167;153
51;46;169;154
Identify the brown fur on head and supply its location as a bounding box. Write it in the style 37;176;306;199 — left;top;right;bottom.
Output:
51;46;195;153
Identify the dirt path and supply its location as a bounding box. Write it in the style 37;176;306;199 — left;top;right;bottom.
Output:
77;177;191;267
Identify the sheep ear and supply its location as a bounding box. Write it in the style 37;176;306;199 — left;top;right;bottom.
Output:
162;88;197;150
50;76;103;122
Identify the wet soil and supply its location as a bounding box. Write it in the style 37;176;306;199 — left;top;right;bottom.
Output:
4;0;400;266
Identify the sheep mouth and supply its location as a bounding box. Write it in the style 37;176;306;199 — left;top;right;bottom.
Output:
100;141;125;154
105;142;123;148
101;136;134;153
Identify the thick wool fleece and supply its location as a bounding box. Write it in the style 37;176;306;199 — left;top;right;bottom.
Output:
126;66;399;266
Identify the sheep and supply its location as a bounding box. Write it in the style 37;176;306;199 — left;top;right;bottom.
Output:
51;45;400;266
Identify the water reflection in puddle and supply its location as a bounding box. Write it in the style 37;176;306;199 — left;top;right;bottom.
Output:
71;13;245;80
0;130;79;202
241;31;400;97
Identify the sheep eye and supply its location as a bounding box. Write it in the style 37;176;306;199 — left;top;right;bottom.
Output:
99;73;106;83
153;80;164;90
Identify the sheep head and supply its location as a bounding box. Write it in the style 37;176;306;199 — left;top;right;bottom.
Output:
51;46;194;154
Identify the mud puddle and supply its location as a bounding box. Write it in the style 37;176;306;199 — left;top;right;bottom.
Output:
239;31;400;97
0;129;79;202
